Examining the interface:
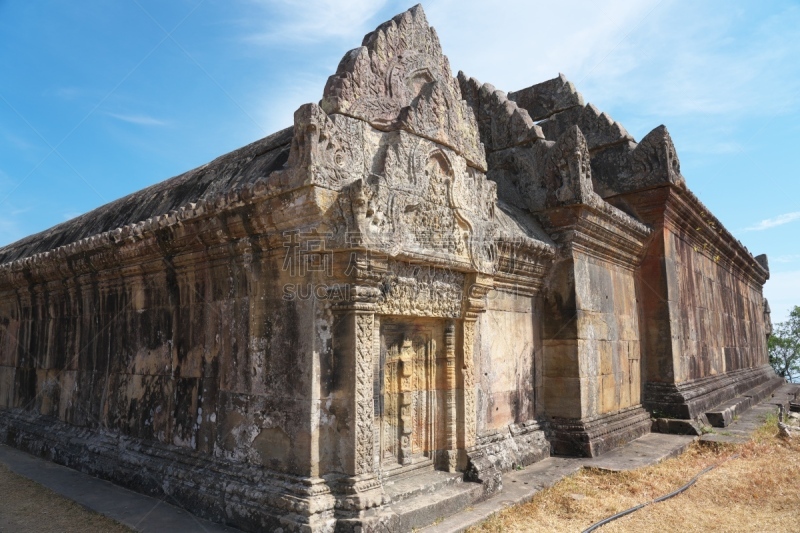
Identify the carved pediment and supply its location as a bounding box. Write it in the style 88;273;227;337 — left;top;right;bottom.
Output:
338;131;496;271
320;5;486;171
590;125;686;197
488;126;597;213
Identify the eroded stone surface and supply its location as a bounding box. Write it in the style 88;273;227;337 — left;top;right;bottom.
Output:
0;4;778;532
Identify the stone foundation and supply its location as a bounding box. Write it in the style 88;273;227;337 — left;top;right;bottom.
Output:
548;405;652;457
0;409;337;532
465;420;549;495
644;364;782;420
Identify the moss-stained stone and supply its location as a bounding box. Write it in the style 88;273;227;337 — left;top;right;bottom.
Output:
0;4;777;531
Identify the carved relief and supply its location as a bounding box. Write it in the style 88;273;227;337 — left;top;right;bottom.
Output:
377;321;442;469
541;125;595;207
590;124;686;197
338;133;498;272
279;103;364;190
462;320;477;448
320;5;486;170
376;261;464;318
354;313;375;475
487;126;597;214
629;125;683;186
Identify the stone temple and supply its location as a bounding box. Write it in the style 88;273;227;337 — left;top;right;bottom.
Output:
0;5;780;532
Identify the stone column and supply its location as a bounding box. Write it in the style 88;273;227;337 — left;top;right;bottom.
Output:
330;289;384;519
353;311;376;476
460;319;478;450
459;274;492;466
443;320;458;471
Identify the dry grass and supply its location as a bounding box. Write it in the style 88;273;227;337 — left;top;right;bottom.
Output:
470;416;800;532
0;463;133;533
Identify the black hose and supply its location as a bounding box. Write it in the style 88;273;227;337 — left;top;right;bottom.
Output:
581;455;738;533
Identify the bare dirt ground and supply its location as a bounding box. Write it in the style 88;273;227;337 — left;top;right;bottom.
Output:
470;415;800;533
0;463;133;533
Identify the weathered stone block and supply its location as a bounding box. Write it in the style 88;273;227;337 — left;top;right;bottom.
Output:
0;4;779;532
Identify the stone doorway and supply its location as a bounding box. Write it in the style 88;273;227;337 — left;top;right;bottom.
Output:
374;319;445;473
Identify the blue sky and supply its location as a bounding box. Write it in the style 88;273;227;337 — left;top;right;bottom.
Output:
0;0;798;323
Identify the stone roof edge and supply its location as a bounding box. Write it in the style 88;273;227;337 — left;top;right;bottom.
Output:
0;126;294;266
669;184;769;282
588;194;653;238
0;159;293;276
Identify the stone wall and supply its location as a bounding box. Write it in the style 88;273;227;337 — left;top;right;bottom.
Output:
542;253;643;420
476;289;539;431
667;226;768;380
0;4;782;531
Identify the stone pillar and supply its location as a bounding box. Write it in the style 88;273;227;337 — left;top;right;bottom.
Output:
353;311;377;476
459;274;492;465
442;320;458;471
460;318;478;451
330;293;385;523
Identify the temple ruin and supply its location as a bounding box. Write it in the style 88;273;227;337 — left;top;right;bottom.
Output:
0;5;780;532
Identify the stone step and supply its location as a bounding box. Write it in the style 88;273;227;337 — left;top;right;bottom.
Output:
380;456;435;481
705;396;752;428
383;468;464;503
743;376;785;405
388;477;483;532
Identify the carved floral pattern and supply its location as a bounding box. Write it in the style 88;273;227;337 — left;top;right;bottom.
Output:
462;320;477;447
354;313;375;475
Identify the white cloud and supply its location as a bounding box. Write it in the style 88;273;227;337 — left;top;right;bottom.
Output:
424;0;660;94
745;212;800;231
774;255;800;264
765;270;800;324
241;0;390;44
105;112;169;126
417;0;800;141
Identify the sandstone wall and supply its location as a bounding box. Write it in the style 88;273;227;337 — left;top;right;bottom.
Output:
542;253;642;420
665;227;768;383
476;289;539;433
0;244;322;477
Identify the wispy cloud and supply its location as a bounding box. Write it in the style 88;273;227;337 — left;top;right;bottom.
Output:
578;2;800;123
745;211;800;231
773;254;800;264
425;0;660;94
241;0;389;44
422;1;800;145
105;112;169;126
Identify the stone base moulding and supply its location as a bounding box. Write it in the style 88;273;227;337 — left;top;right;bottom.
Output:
465;420;550;496
0;409;338;533
644;364;783;421
548;405;652;457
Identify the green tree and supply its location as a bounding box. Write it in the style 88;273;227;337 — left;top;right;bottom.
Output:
769;305;800;383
